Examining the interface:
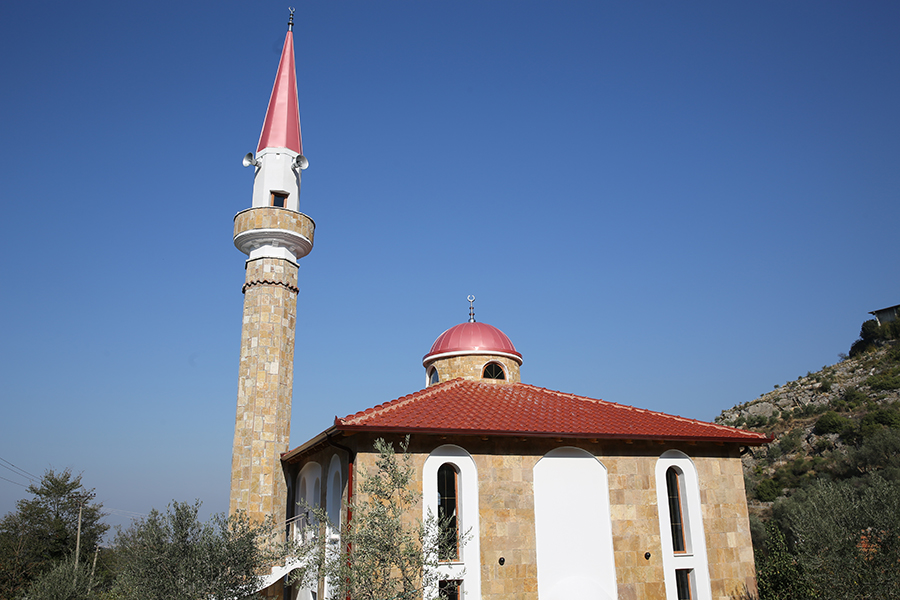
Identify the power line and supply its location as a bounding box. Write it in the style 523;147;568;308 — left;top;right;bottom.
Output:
0;456;38;482
106;507;147;520
0;474;29;488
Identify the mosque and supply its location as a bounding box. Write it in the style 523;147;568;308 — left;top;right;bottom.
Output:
228;15;767;600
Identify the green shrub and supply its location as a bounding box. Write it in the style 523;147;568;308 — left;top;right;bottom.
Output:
779;431;802;454
866;367;900;391
746;415;768;428
842;387;867;409
814;411;851;435
756;479;782;502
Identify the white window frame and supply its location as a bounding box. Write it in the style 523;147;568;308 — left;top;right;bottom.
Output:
423;445;481;600
655;450;711;600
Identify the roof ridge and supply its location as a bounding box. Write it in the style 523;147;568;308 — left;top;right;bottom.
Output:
511;382;766;439
339;378;466;425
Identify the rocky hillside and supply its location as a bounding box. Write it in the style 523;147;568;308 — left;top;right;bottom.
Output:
714;332;900;514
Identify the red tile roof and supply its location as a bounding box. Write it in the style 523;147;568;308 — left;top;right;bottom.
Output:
334;379;769;444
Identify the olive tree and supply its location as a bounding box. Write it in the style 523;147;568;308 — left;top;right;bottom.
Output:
291;437;461;600
111;501;287;600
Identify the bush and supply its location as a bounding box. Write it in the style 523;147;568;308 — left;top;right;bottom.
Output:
778;431;802;455
756;479;782;502
746;415;768;428
814;411;851;435
786;477;900;599
866;367;900;391
842;387;867;409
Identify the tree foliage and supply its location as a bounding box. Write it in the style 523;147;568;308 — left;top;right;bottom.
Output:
291;437;456;600
0;470;107;598
783;477;900;600
754;521;813;600
20;559;100;600
111;501;285;600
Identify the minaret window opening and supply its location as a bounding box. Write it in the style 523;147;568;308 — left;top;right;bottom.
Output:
482;362;505;380
666;467;687;553
271;191;288;208
437;463;459;561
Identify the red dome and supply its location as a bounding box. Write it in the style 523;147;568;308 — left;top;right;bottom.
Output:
423;322;522;365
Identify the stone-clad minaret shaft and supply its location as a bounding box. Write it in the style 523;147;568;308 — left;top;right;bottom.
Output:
230;14;314;525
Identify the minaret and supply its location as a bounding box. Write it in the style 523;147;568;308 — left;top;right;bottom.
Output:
230;11;314;525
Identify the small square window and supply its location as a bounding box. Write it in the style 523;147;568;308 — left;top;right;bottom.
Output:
271;192;288;208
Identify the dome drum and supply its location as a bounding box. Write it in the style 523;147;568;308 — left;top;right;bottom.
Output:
425;354;521;386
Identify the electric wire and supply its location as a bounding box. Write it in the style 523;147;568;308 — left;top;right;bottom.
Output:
0;474;29;488
0;456;38;482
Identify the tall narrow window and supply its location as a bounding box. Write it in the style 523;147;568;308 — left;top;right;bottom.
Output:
667;467;686;553
656;451;710;600
675;569;693;600
424;446;481;598
429;367;440;386
438;579;461;600
437;463;459;561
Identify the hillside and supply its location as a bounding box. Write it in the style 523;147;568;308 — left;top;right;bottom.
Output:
714;324;900;514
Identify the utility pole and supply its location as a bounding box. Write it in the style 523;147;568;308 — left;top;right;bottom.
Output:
74;500;83;568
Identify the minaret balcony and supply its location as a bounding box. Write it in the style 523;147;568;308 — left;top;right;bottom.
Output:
234;207;315;263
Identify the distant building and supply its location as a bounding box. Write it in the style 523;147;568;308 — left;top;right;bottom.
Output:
870;304;900;326
228;15;768;600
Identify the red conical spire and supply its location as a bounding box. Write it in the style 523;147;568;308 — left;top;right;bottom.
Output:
257;26;303;155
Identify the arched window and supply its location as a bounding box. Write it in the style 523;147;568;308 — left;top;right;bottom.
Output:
429;367;440;386
656;451;711;600
437;463;459;561
482;362;505;380
666;467;687;553
423;446;481;599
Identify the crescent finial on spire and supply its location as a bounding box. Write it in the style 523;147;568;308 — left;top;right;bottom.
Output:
288;7;295;31
468;295;476;323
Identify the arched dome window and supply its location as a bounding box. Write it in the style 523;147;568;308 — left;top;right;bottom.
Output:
429;367;440;386
482;362;505;380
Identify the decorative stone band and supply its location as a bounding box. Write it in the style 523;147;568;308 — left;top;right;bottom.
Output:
242;278;299;294
241;256;300;294
233;207;315;262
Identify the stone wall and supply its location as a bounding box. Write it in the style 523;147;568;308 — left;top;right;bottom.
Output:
230;257;299;525
426;354;522;384
328;435;755;600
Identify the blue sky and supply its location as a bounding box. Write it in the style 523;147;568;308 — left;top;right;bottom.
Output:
1;1;898;533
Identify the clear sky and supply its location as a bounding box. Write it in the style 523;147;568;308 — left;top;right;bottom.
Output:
1;1;898;534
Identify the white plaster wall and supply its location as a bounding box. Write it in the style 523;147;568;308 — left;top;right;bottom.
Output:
251;147;301;211
534;447;617;600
